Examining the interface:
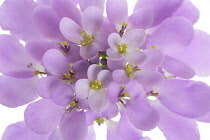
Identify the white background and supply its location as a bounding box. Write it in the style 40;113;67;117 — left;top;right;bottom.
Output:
0;0;210;139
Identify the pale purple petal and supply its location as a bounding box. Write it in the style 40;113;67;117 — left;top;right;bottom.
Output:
2;122;49;140
75;79;90;99
87;64;102;81
48;129;62;140
162;55;195;79
125;80;144;98
197;113;210;123
37;76;64;99
24;99;64;134
102;19;117;35
50;0;82;25
80;45;98;59
88;89;109;113
128;8;153;29
107;59;127;71
73;60;90;79
107;82;121;103
125;50;148;66
141;48;164;69
32;6;62;40
153;101;200;140
86;126;96;140
102;103;119;119
150;17;194;54
134;70;165;87
97;70;113;88
108;33;122;50
122;29;146;49
82;6;103;35
53;84;74;106
85;110;101;126
65;44;82;63
60;17;83;44
112;69;130;85
79;0;105;12
93;32;109;51
0;0;44;42
107;121;123;140
126;99;160;131
106;48;124;60
158;79;210;118
26;42;58;62
173;0;199;24
106;0;128;24
42;49;70;75
59;111;88;140
0;75;39;108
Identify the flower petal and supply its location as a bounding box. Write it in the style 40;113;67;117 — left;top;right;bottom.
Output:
42;49;70;75
59;111;88;140
88;89;109;113
24;99;64;134
32;6;62;40
125;50;148;66
0;75;39;108
48;128;62;140
107;59;127;71
87;64;102;81
106;0;128;25
65;44;82;63
153;101;200;140
150;17;194;54
106;48;124;60
73;60;90;79
60;17;83;44
112;69;130;85
122;29;146;49
2;122;49;140
126;99;160;131
79;0;105;12
82;6;103;35
158;79;210;118
97;70;113;88
80;45;98;59
108;33;121;50
93;32;109;51
75;79;90;99
53;84;74;107
107;82;121;103
134;70;165;87
162;55;195;79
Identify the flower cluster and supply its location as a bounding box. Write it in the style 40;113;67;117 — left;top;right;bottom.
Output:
0;0;210;140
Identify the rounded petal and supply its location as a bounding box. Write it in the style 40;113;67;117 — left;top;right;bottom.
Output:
42;49;70;75
48;129;62;140
53;84;74;106
26;42;58;62
93;32;109;51
0;75;39;108
0;35;35;78
65;44;82;63
112;69;130;85
24;99;64;134
158;79;210;118
87;64;102;81
106;0;128;24
80;45;98;59
162;55;195;79
134;70;165;87
107;59;127;71
106;48;124;60
141;48;164;69
125;80;144;98
51;0;82;25
126;99;160;131
150;17;194;54
107;82;121;103
128;8;154;29
59;111;88;140
122;29;146;49
108;33;121;50
88;89;109;113
75;79;90;99
60;17;83;44
79;0;105;12
82;6;103;35
154;101;200;140
97;70;113;88
37;76;64;99
102;103;119;119
32;6;62;40
2;122;49;140
73;60;90;79
125;50;148;66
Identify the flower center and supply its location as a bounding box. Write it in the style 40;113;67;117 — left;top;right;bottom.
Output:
125;64;134;77
95;117;105;126
80;30;94;46
89;80;102;89
118;44;128;54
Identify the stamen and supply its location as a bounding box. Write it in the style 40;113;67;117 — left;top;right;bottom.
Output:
125;64;134;77
151;46;157;49
119;22;128;37
69;101;76;107
95;117;105;126
80;30;94;46
57;41;71;55
124;91;129;97
118;44;128;54
89;80;102;89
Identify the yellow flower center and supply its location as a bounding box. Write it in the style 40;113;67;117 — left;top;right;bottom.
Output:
89;80;102;90
80;30;94;46
118;44;128;54
125;64;134;77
